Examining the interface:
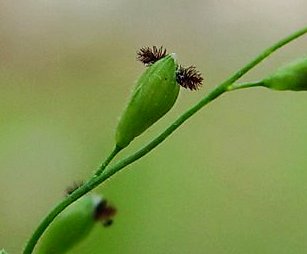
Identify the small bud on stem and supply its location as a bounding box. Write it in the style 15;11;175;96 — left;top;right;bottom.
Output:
116;54;179;148
116;47;204;148
263;57;307;91
37;194;116;253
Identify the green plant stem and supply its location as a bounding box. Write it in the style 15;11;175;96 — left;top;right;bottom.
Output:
23;26;307;254
227;80;265;91
94;145;122;176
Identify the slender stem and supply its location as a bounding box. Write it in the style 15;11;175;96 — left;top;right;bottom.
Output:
23;26;307;254
227;80;265;91
94;145;122;176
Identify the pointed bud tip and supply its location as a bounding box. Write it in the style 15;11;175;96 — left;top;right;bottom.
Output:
170;53;177;61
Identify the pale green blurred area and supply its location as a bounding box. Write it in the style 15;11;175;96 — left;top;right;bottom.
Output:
1;1;307;253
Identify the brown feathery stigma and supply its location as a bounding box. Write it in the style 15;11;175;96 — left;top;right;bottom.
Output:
94;199;117;227
176;65;203;90
137;46;167;66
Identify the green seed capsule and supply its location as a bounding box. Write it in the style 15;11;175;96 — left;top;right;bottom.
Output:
263;57;307;91
37;195;101;254
115;54;179;148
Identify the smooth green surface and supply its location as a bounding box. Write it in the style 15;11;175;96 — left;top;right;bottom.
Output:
116;55;179;148
37;195;97;254
264;57;307;90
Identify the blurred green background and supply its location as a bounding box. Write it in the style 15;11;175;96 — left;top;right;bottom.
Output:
1;1;307;253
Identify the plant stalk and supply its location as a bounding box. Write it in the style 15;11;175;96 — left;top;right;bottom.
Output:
94;146;122;176
227;80;265;91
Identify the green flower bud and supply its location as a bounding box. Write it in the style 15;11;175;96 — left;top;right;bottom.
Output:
263;57;307;91
116;54;179;148
0;249;8;254
37;194;114;254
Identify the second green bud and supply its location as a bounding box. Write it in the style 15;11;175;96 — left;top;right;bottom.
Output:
263;57;307;91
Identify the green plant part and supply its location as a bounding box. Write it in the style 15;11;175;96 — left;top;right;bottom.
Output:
115;54;179;149
22;27;307;254
37;194;115;254
0;249;9;254
115;47;203;149
263;57;307;91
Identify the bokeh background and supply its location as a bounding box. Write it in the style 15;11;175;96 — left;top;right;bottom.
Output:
1;1;307;253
